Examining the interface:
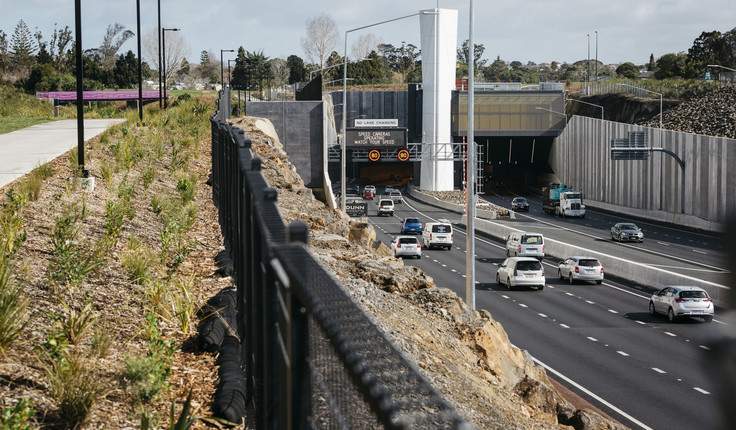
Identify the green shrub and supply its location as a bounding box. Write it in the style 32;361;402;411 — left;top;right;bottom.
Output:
0;259;32;359
122;238;156;285
45;353;107;425
0;398;36;430
123;314;177;403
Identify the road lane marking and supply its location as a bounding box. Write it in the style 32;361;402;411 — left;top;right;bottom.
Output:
608;309;619;314
587;337;598;342
519;304;528;308
501;295;510;299
693;387;710;395
617;351;630;357
586;300;595;304
699;345;711;351
560;324;570;328
652;368;666;374
539;313;548;318
665;332;677;337
692;250;707;255
636;320;646;325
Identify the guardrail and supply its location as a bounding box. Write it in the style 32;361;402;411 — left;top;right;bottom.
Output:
210;90;472;429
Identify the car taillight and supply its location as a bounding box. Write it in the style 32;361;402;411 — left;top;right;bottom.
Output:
518;245;521;252
416;244;421;248
396;244;401;248
575;267;579;273
675;298;688;303
513;269;518;276
601;268;604;274
704;298;713;302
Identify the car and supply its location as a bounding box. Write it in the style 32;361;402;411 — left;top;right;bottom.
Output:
422;221;453;250
390;235;422;259
389;190;403;204
496;257;545;290
401;217;423;234
558;256;604;284
611;222;643;242
505;232;545;259
511;197;530;212
384;185;395;194
377;199;394;216
364;185;376;194
344;187;361;198
649;286;714;322
362;189;375;199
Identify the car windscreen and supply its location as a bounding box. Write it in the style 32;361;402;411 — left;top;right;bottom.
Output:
521;235;542;244
620;224;637;230
379;200;392;205
578;259;600;267
431;224;451;233
398;238;418;244
405;218;419;223
514;198;527;203
516;261;541;271
679;290;708;299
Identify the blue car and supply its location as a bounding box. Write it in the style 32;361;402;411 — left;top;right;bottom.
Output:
401;217;423;234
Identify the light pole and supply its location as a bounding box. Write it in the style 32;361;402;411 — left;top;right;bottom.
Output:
220;49;234;90
567;98;604;120
618;83;663;209
162;28;180;108
341;12;426;212
466;0;476;310
74;0;86;177
595;30;598;82
136;0;143;123
535;106;567;123
707;64;736;72
157;0;162;108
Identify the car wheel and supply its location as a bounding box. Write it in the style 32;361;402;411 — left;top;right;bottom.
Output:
507;277;513;290
703;316;713;323
416;255;421;259
538;284;544;290
506;249;510;257
496;272;501;285
649;301;656;316
611;233;615;241
558;269;563;280
568;273;574;284
668;307;677;322
596;280;602;285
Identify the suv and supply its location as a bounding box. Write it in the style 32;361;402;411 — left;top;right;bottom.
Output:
377;199;394;216
496;257;545;290
511;197;529;212
389;190;403;204
506;232;544;259
422;221;453;250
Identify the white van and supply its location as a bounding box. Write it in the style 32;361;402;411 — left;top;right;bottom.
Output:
505;232;545;259
422;221;453;250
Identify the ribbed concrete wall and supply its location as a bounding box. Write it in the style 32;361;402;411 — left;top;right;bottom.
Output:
553;116;736;231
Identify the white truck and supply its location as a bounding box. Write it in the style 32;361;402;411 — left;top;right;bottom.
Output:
556;191;586;218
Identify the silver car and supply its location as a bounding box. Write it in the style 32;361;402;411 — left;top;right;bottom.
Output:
390;235;422;259
649;286;714;322
558;256;604;285
496;257;545;290
611;222;643;242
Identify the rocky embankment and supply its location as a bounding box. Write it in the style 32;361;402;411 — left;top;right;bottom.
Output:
639;85;736;139
231;116;626;430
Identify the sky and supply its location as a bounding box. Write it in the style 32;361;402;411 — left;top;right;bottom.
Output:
1;0;734;67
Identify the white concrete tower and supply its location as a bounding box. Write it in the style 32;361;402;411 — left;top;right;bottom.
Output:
419;8;458;191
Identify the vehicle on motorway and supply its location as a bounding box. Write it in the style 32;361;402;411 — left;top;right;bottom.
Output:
344;187;361;198
345;197;368;217
511;197;530;212
496;257;545;290
505;232;545;259
364;185;376;194
558;256;604;284
384;185;395;194
362;188;375;199
389;190;403;204
541;183;585;217
422;221;453;250
377;199;394;216
610;222;643;242
390;235;422;259
401;217;423;234
649;286;714;322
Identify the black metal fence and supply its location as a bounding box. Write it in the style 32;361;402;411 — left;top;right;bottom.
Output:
211;90;473;429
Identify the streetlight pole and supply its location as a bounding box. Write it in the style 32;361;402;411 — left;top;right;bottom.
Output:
586;33;590;83
341;12;423;212
74;0;86;177
221;49;234;90
595;30;598;82
567;98;604;120
157;0;162;109
618;83;663;209
136;0;143;124
162;28;180;108
466;0;476;310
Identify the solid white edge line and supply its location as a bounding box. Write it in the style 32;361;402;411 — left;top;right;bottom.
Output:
522;350;654;430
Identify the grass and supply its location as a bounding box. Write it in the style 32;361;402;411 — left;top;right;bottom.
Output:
0;117;58;135
45;353;107;425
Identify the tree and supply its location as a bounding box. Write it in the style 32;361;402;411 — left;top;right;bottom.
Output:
647;53;656;71
245;50;271;99
197;50;218;82
687;31;730;77
50;24;73;73
655;53;687;79
113;50;138;88
142;28;189;86
301;14;339;71
349;51;392;85
616;62;640;79
269;58;288;87
456;39;487;68
351;33;381;61
0;30;7;73
482;56;507;81
378;42;420;83
86;23;134;71
10;19;37;71
287;55;307;84
231;47;247;90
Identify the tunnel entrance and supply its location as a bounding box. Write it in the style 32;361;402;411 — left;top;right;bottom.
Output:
472;136;555;195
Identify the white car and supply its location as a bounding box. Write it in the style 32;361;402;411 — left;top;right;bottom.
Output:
377;199;394;216
390;236;422;259
389;190;403;204
649;286;714;322
558;256;604;284
496;257;545;290
422;222;453;250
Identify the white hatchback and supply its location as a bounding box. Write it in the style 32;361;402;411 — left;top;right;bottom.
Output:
649;286;714;322
496;257;545;290
390;236;422;259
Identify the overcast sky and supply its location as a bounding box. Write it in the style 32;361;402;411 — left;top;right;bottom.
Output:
1;0;734;67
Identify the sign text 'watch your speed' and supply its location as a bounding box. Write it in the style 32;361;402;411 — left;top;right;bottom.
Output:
345;127;407;148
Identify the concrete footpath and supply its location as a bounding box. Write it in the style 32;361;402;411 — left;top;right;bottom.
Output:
0;118;125;190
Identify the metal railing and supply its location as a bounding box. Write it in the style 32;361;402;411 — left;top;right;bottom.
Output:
211;90;473;429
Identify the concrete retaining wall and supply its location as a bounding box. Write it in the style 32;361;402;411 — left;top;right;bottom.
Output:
553;116;736;232
407;188;729;308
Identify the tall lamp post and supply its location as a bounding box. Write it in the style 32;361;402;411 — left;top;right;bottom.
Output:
586;33;590;83
618;83;663;209
157;0;162;108
594;30;598;82
466;0;476;309
136;0;143;124
162;28;180;108
74;0;86;177
220;49;234;90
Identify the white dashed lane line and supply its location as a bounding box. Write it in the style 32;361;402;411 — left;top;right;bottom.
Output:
587;337;598;342
665;332;677;337
617;351;630;357
608;309;619;314
560;324;570;328
694;387;710;395
652;368;666;374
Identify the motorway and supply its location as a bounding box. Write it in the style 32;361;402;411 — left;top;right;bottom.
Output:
362;188;728;430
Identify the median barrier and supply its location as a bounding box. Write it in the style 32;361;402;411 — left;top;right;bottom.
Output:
407;188;729;308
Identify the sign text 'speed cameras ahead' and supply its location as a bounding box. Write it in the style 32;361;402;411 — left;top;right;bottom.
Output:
346;127;407;148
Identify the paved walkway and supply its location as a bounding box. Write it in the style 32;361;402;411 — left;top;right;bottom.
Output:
0;118;125;190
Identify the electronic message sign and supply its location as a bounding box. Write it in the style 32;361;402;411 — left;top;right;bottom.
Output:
346;127;407;148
